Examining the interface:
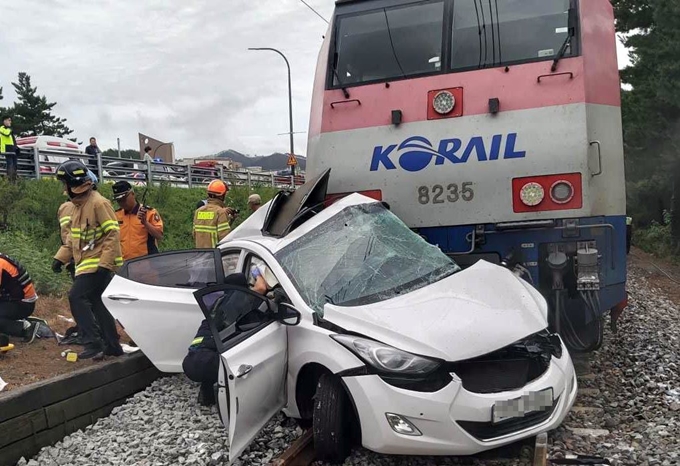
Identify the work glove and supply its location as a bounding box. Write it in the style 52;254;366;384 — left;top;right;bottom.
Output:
96;266;111;275
52;260;63;274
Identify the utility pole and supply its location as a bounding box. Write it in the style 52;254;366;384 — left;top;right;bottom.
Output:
248;47;296;176
117;138;121;158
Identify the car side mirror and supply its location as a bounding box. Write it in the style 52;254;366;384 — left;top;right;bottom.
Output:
278;303;302;326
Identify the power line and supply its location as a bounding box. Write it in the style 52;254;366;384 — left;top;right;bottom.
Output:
300;0;329;24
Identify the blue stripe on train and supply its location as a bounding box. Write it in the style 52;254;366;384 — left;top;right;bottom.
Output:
419;215;627;312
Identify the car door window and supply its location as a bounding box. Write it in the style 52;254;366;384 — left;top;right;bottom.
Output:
245;255;280;290
122;249;223;288
194;285;275;353
221;250;241;278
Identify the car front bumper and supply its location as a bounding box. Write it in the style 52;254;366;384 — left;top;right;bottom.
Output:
342;349;577;456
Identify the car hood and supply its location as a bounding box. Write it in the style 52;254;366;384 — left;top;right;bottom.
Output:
322;261;548;361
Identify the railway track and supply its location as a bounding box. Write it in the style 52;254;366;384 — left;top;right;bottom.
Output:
269;353;610;466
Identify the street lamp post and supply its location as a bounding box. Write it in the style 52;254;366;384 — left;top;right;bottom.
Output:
248;47;295;176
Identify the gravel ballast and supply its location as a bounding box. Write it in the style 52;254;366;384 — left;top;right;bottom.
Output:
20;261;680;466
19;375;301;466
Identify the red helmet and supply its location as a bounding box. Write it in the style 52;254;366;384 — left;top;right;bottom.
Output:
207;179;228;197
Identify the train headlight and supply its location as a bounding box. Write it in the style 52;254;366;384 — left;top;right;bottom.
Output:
550;180;574;204
520;182;545;206
432;91;455;115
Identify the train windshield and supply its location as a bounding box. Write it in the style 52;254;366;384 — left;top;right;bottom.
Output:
331;0;575;88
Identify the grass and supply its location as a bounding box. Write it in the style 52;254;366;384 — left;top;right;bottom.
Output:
0;178;278;295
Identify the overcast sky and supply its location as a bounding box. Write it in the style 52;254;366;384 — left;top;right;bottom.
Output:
0;1;630;158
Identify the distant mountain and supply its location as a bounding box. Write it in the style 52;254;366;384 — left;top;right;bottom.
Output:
209;150;306;171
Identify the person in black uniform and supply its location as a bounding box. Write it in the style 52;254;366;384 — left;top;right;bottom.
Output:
183;273;253;406
184;270;287;406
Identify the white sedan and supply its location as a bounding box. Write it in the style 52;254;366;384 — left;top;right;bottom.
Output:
103;170;577;463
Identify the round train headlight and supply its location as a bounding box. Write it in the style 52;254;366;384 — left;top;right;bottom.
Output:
432;91;455;115
550;180;574;204
520;182;545;206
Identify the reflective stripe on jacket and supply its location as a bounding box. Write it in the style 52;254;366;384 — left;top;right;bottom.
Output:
0;125;15;153
54;189;123;276
0;254;37;302
58;201;75;245
193;199;230;248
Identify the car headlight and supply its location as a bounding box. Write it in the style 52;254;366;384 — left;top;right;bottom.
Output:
331;335;440;375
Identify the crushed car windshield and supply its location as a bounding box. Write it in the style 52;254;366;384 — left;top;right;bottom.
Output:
275;203;460;313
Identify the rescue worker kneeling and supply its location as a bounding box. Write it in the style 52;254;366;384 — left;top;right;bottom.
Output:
183;270;282;406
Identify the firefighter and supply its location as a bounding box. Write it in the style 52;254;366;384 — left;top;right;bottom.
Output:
112;180;164;261
193;180;235;248
52;160;124;360
57;169;99;346
0;253;41;342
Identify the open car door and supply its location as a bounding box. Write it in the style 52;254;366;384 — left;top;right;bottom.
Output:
195;285;300;463
103;249;224;372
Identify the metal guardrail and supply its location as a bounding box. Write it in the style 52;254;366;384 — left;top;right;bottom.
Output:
0;149;305;189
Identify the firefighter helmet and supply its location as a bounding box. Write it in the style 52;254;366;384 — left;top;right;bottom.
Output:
207;179;228;197
56;161;91;192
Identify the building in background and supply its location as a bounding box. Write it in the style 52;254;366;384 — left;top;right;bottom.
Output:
138;133;175;163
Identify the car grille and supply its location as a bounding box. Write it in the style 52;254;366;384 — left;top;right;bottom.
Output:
447;357;548;393
457;397;559;441
446;331;559;394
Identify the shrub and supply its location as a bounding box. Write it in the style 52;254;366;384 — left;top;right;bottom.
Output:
633;210;678;260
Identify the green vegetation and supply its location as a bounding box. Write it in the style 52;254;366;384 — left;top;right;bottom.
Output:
0;72;73;138
0;178;277;295
612;0;680;254
633;211;676;260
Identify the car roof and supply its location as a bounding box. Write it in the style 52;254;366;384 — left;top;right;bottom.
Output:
221;192;379;254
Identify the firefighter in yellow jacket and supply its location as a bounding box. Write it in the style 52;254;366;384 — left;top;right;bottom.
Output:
52;160;124;360
193;180;236;248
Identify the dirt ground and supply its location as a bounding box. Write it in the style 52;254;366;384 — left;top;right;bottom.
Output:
0;295;132;394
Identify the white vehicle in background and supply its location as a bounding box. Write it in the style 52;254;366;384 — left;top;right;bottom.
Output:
104;171;576;463
16;136;85;174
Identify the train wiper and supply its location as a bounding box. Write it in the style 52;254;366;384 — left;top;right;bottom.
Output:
551;8;576;72
551;33;572;72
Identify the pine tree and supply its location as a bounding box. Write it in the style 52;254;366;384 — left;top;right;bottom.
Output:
10;72;73;138
612;0;680;242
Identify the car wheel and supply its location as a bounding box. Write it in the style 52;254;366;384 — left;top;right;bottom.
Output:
313;373;352;463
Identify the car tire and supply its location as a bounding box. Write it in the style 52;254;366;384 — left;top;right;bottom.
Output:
313;373;352;463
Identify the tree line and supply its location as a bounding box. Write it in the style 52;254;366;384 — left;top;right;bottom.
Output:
613;0;680;248
0;72;73;139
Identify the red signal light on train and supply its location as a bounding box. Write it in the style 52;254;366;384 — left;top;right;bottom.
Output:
512;173;582;213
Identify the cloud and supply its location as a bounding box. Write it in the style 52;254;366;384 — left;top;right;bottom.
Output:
1;1;631;159
0;0;333;157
